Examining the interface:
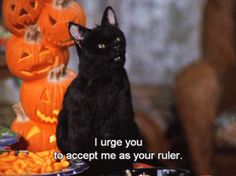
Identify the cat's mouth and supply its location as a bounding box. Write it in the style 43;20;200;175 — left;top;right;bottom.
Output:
114;56;122;62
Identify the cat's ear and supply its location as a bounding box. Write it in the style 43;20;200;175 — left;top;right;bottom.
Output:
68;22;90;42
101;7;118;27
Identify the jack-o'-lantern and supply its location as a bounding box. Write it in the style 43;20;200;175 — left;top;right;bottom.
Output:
11;103;59;151
38;0;86;47
12;120;59;152
20;67;76;124
6;25;69;81
25;122;59;152
2;0;43;36
11;118;33;138
11;118;35;150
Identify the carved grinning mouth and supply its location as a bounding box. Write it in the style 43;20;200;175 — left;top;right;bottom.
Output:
114;56;121;62
13;21;35;31
13;23;25;31
20;65;52;77
36;110;58;124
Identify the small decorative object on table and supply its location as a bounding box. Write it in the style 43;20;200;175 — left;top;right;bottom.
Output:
125;168;191;176
0;126;19;150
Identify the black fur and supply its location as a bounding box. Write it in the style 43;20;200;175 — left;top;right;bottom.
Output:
56;7;142;174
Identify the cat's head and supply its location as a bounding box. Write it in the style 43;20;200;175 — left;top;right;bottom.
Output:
68;7;126;72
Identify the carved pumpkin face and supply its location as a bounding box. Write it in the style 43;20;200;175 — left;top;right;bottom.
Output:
20;69;76;124
38;0;86;47
2;0;43;36
11;119;59;152
6;27;69;81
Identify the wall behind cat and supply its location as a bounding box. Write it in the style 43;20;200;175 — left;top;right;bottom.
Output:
69;0;206;85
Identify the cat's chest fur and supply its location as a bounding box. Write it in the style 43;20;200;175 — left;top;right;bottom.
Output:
79;69;127;114
87;74;123;98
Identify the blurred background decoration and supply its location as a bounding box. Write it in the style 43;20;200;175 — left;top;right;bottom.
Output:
1;0;236;176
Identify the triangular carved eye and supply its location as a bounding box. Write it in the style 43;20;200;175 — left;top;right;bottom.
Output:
40;46;49;53
49;16;57;26
29;1;36;8
21;52;30;59
40;89;50;103
11;4;16;11
20;9;28;16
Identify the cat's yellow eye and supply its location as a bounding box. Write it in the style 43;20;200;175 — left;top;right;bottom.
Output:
98;43;106;49
116;37;121;42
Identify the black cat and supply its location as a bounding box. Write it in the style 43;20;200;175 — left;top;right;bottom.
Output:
56;7;143;174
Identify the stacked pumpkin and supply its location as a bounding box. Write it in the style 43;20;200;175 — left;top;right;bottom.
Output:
3;0;85;152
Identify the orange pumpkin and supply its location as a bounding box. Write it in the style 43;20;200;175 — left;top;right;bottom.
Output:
44;0;52;4
11;103;59;151
38;0;86;47
11;103;31;137
11;118;32;138
2;0;43;36
11;118;35;150
6;25;69;81
11;119;59;152
10;103;34;150
20;67;76;124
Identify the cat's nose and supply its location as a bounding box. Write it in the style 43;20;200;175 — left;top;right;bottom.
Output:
114;45;121;51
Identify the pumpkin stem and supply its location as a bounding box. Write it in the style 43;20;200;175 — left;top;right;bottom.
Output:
13;103;29;122
53;0;71;8
25;25;41;43
48;64;67;82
